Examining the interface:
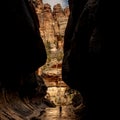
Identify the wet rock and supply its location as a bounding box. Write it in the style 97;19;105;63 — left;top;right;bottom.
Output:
42;98;56;107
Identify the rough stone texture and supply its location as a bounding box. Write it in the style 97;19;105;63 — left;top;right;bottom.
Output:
40;3;56;43
33;1;69;46
33;0;43;13
0;0;69;119
53;4;68;37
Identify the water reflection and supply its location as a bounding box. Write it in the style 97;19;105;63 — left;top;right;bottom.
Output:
41;87;82;120
41;105;80;120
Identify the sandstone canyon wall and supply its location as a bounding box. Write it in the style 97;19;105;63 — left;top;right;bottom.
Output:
0;0;69;119
34;0;69;48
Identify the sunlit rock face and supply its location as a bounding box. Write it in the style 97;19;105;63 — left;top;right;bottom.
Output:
64;6;70;17
33;0;44;13
53;4;65;18
53;4;68;37
41;3;56;43
33;1;69;46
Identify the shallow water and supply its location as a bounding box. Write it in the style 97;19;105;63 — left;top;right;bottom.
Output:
40;85;82;120
41;105;81;120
